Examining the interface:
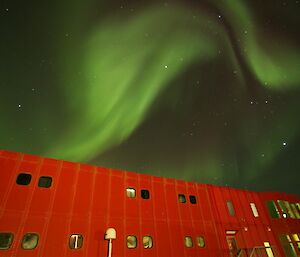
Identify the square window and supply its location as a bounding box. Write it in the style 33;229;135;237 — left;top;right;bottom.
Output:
0;233;14;250
143;236;153;249
127;235;137;249
141;189;150;199
178;194;186;203
189;195;197;204
196;236;205;247
184;236;193;247
69;234;83;249
126;188;136;198
22;233;39;250
38;176;52;188
16;173;32;185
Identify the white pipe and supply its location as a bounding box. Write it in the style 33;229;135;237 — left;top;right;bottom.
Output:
108;239;112;257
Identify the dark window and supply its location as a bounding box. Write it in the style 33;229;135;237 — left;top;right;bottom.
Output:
0;233;14;250
69;234;83;249
141;189;150;199
22;233;39;250
178;194;186;203
189;195;197;204
227;201;235;216
16;173;32;185
38;176;52;188
266;201;280;218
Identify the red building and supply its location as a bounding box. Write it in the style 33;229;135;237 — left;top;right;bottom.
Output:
0;149;299;257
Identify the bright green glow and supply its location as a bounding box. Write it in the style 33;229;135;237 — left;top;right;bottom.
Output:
213;0;300;88
48;5;236;161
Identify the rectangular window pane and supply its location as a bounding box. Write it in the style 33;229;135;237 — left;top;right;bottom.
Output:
189;195;197;204
266;201;280;218
227;201;235;216
250;203;259;217
264;242;275;257
0;233;14;250
277;200;289;218
141;189;150;199
178;194;186;203
184;236;193;247
127;235;137;249
291;204;300;219
126;188;136;198
38;176;52;188
196;236;205;247
69;234;83;249
22;233;39;250
142;236;153;249
16;173;32;185
284;201;295;218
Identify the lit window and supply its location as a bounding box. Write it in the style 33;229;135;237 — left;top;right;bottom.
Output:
143;236;153;249
69;234;83;249
16;173;32;185
279;234;298;257
277;200;289;218
127;235;137;249
284;201;296;218
0;233;14;250
22;233;39;250
196;236;205;247
189;195;197;204
250;203;259;217
264;242;275;257
292;234;300;251
126;188;136;198
178;194;186;203
184;236;193;247
266;201;280;218
290;204;300;219
226;201;235;216
38;176;52;188
141;189;150;199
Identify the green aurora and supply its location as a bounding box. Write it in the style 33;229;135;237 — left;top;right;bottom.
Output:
1;0;300;194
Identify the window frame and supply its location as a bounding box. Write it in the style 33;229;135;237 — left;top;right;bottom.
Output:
126;235;137;249
178;194;186;203
38;176;52;188
16;173;32;186
21;233;39;250
142;236;153;249
69;234;84;249
0;232;14;250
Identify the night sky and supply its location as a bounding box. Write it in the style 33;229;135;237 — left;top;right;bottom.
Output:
1;0;300;195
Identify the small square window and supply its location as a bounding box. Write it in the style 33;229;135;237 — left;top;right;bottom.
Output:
22;233;39;250
38;176;52;188
189;195;197;204
0;233;14;250
196;236;205;247
16;173;32;185
178;194;186;203
184;236;193;247
126;188;136;198
127;235;137;249
141;189;150;199
143;236;153;249
69;234;83;249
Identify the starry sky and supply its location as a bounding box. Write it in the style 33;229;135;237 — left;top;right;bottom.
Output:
1;0;300;195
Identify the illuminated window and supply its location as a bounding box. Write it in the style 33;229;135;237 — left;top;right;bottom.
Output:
38;176;52;188
0;233;13;250
127;235;137;249
143;236;153;249
178;194;186;203
184;236;193;247
196;236;205;247
291;204;300;219
266;201;280;218
279;234;298;257
277;200;290;218
69;234;83;249
264;242;275;257
250;203;259;217
189;195;197;204
227;201;235;216
141;189;150;199
22;233;39;250
284;201;296;218
126;188;136;198
16;173;32;185
292;234;300;251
